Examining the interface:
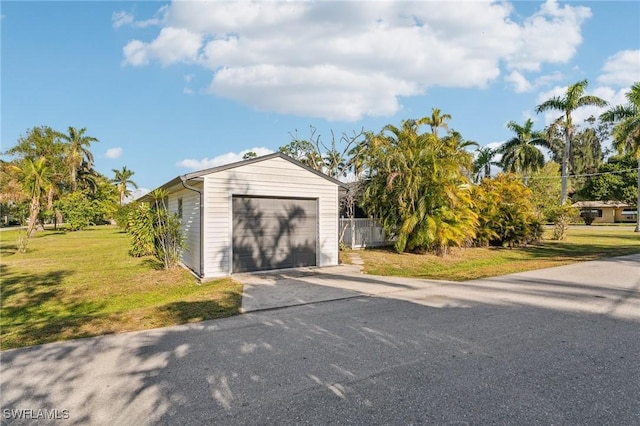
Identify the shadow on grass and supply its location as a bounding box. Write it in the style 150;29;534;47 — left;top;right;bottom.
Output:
142;258;164;270
159;293;242;324
1;265;109;350
0;264;72;300
524;241;640;259
1;243;18;257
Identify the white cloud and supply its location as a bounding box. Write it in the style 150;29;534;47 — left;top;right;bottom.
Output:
505;71;532;93
505;70;564;93
210;65;416;121
177;147;274;171
598;50;640;87
112;6;167;29
105;147;123;159
124;188;151;204
121;0;591;121
112;11;134;29
506;0;590;72
123;27;202;67
183;74;195;95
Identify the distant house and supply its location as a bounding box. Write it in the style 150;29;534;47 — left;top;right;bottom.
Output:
140;153;345;280
572;201;638;224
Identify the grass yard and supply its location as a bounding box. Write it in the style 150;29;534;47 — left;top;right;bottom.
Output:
1;226;242;350
354;227;640;281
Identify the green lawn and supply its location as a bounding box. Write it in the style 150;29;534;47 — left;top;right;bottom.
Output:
355;227;640;281
1;226;242;350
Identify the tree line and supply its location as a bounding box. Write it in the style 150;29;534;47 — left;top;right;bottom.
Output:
2;80;638;254
278;80;640;248
1;126;138;236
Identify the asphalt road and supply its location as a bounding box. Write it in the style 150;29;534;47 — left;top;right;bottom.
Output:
2;255;639;425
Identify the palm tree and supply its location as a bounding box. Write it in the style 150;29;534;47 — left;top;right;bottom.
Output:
361;116;477;255
535;80;608;203
9;157;52;237
474;146;496;182
60;127;98;191
417;108;452;138
600;82;640;232
111;166;138;205
497;119;550;185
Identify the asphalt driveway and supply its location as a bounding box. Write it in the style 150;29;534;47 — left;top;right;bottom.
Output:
1;254;639;425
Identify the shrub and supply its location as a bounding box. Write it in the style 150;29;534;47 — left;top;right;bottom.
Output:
115;203;136;229
127;203;155;257
55;191;97;231
473;174;543;247
15;230;29;253
153;207;185;270
547;204;579;240
125;191;185;269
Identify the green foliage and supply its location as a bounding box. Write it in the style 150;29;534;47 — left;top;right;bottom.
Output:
535;79;608;204
53;179;118;231
111;166;138;205
125;192;186;269
115;202;136;229
473;146;496;182
547;204;579;241
578;153;638;204
8;157;52;236
126;202;155;257
361;116;478;255
55;191;98;231
280;125;367;178
473;174;543;247
497;119;549;182
149;189;185;270
91;176;119;223
528;162;562;221
242;151;258;160
59;126;99;191
279;137;322;170
3;125;110;235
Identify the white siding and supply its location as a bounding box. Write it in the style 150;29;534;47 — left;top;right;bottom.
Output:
167;184;202;276
202;156;339;278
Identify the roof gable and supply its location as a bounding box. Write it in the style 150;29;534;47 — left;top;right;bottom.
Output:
142;153;347;200
184;152;345;187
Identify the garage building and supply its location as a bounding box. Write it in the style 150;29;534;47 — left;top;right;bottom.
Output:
142;153;344;279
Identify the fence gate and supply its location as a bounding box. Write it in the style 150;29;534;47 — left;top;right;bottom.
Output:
339;218;387;249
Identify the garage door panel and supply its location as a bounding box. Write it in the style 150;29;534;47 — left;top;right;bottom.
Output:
232;196;317;273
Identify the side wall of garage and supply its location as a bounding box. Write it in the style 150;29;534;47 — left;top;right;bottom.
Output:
201;156;339;278
167;184;202;277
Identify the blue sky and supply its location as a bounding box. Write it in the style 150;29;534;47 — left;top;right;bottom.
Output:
2;1;639;192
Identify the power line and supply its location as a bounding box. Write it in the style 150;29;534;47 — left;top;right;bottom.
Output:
525;167;639;180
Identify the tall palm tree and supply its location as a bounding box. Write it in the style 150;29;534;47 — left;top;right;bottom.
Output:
600;82;640;232
497;119;550;185
442;130;478;178
417;108;452;138
111;166;138;205
535;80;608;203
60;127;98;191
9;157;52;237
474;146;497;182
